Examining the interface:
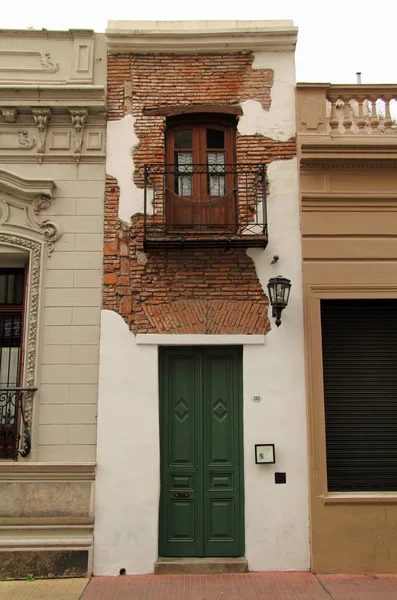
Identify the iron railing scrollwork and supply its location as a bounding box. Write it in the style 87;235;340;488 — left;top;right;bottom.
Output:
143;163;268;247
0;387;37;459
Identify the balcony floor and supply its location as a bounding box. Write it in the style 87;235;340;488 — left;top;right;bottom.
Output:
143;233;268;250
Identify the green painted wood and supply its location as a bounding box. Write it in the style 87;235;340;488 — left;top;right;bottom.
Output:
159;347;244;557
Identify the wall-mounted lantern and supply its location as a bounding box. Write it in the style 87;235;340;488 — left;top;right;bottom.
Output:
267;276;291;327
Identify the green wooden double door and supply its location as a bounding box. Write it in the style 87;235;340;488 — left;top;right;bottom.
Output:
159;346;244;557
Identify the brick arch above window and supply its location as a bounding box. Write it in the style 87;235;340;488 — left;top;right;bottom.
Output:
143;105;243;117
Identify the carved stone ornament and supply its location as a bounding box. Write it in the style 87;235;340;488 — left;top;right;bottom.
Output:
32;195;62;256
39;52;59;74
0;168;62;256
31;108;51;163
1;108;17;123
18;130;36;150
69;109;88;163
0;233;41;440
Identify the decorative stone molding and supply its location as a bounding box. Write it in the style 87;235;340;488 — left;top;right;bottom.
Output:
31;194;62;255
0;233;41;440
39;52;59;74
0;168;61;255
18;130;36;149
301;159;397;170
0;50;59;75
31;108;51;162
1;108;17;123
69;108;88;163
0;168;54;199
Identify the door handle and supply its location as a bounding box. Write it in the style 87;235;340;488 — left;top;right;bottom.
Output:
174;492;190;498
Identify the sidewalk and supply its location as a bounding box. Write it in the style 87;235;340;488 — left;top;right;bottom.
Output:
3;572;397;599
0;577;89;600
82;572;397;600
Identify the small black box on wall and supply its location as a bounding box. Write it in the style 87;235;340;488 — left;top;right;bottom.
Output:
275;472;286;484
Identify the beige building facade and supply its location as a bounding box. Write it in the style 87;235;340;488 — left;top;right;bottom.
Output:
0;29;106;578
297;83;397;573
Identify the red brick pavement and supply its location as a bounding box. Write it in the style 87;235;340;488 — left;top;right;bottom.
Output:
81;572;397;599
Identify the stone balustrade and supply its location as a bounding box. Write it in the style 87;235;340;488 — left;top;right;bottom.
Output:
297;84;397;136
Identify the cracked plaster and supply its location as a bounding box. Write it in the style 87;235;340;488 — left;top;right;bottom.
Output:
238;52;296;141
106;114;148;223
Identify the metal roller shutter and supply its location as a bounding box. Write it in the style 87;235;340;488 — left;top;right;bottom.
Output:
321;299;397;492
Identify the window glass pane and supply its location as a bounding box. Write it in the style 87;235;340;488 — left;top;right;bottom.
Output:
0;314;22;348
0;313;22;387
0;270;24;305
0;275;6;304
15;272;24;305
175;152;193;196
0;348;20;386
207;152;225;196
207;129;224;149
6;274;15;304
174;130;192;149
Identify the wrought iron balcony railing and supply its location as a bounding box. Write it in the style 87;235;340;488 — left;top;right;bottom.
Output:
0;387;37;459
143;164;268;249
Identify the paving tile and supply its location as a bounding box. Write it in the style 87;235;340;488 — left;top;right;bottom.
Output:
319;574;397;599
0;577;89;600
83;572;330;600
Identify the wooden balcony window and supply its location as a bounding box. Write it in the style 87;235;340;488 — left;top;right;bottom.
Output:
143;115;268;250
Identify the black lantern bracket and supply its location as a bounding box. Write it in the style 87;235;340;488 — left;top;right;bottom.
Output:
267;275;291;327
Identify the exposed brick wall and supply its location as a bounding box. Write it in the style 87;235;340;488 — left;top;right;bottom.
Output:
104;177;270;335
107;53;295;187
105;51;297;336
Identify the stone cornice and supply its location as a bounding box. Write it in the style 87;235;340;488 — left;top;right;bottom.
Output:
0;462;96;481
299;136;397;164
297;82;397;97
0;29;95;40
0;85;106;112
106;20;298;54
0;168;55;200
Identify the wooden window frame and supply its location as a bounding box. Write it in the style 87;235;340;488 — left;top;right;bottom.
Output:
165;114;237;231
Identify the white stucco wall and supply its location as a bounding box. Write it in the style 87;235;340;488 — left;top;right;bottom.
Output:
95;48;309;573
94;153;309;573
106;114;145;223
244;157;308;570
95;310;160;575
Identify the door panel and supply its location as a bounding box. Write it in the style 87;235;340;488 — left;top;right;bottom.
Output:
168;500;195;543
207;498;235;542
159;347;244;557
160;350;201;556
203;349;242;556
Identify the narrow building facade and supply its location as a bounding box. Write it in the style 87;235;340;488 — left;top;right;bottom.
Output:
0;29;106;578
95;21;309;575
297;83;397;573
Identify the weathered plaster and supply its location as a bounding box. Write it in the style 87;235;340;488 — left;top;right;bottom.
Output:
245;157;309;570
106;115;146;223
95;281;310;573
95;310;160;575
238;52;296;141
